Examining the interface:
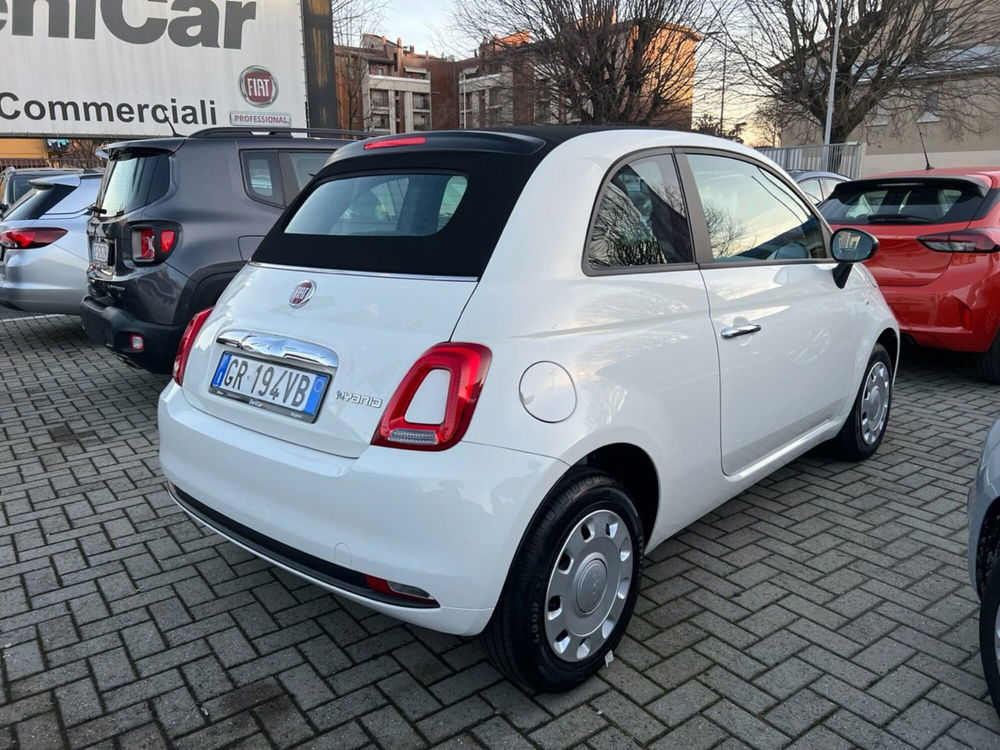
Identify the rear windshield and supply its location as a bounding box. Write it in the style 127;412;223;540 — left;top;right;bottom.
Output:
253;150;545;277
821;180;984;225
286;173;468;237
3;184;73;221
97;151;170;216
10;174;38;204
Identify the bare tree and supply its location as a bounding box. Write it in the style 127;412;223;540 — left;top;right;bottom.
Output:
332;0;389;130
452;0;728;126
733;0;1000;144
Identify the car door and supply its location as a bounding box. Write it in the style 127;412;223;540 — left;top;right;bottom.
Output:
678;150;857;476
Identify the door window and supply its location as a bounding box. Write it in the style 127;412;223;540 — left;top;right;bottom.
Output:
586;154;693;271
241;151;283;206
688;153;827;262
798;178;823;204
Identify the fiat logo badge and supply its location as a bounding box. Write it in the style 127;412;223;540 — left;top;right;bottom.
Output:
289;280;315;308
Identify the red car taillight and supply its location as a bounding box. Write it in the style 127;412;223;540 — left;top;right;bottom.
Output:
132;226;178;262
0;228;67;249
372;343;491;451
918;229;1000;253
173;307;214;386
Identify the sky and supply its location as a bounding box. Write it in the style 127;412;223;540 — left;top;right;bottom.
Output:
383;0;464;58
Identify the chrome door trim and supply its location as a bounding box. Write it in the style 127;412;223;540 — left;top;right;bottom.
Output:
720;324;762;340
217;330;339;370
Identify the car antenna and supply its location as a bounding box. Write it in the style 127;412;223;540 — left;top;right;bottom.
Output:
916;123;934;171
165;120;182;138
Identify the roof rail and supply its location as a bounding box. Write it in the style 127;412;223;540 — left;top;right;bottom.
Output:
189;127;371;140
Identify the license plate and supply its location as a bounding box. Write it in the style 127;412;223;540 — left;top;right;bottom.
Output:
209;352;331;422
92;240;109;264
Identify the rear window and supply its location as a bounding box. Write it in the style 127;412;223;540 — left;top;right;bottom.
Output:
253;149;543;277
3;184;73;221
97;151;170;216
285;173;468;237
821;180;984;225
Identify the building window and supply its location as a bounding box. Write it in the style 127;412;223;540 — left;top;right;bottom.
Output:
918;93;941;123
372;113;391;131
869;108;890;127
412;93;431;111
370;89;390;108
930;10;949;39
413;112;431;131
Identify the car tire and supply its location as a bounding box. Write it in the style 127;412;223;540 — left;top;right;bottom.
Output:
977;334;1000;384
482;469;644;693
980;556;1000;716
829;343;892;461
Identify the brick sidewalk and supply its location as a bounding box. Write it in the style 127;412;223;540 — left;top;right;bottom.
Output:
1;315;999;749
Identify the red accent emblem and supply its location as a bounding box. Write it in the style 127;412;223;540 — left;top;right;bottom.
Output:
240;66;278;107
289;280;315;308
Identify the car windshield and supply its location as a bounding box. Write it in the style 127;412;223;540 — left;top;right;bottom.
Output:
286;173;468;237
96;151;170;216
821;180;984;225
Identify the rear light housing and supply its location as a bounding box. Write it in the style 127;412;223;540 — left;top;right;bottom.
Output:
372;342;491;451
173;307;214;386
918;229;1000;253
363;136;427;150
0;228;67;249
131;225;179;263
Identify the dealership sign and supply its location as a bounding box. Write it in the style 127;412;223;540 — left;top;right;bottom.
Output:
0;1;307;137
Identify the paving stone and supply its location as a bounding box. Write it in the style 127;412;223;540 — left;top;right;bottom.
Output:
1;317;998;747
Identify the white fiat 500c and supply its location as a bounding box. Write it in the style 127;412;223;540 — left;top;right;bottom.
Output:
159;127;898;692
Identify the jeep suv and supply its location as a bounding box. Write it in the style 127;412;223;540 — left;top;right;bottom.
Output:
81;128;363;373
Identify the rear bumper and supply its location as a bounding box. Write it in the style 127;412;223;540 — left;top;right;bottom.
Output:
879;264;1000;352
157;383;568;636
0;244;88;315
80;296;183;373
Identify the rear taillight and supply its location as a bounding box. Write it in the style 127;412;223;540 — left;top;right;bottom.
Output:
132;226;178;263
918;229;1000;253
0;228;67;249
173;307;213;386
363;136;427;150
372;343;491;451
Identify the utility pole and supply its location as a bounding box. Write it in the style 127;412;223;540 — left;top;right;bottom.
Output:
823;0;843;145
719;44;727;132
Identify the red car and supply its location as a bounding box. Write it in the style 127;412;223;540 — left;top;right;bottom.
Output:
822;168;1000;381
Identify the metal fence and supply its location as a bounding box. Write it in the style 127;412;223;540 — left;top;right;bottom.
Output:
756;142;865;178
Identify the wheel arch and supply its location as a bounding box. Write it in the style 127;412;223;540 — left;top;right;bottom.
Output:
570;442;660;542
877;327;900;373
976;496;1000;596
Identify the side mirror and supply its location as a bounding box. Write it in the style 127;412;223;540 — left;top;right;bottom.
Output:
831;228;879;288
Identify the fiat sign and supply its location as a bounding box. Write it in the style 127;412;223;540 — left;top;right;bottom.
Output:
0;1;307;137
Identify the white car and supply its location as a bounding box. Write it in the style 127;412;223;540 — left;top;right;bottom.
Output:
0;171;102;315
158;128;898;692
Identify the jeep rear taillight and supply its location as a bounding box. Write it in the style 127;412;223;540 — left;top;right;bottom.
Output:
132;226;178;263
173;307;213;386
372;343;491;451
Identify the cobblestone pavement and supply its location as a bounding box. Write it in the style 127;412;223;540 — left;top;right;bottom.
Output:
2;314;1000;749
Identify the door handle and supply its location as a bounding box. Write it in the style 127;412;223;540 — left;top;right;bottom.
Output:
720;323;761;339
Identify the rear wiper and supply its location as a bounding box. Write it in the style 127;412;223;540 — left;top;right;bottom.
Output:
87;204;107;216
866;213;935;224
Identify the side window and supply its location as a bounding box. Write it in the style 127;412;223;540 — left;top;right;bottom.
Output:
281;151;332;203
798;178;823;204
687;153;828;262
241;151;283;206
586;154;693;271
819;178;842;199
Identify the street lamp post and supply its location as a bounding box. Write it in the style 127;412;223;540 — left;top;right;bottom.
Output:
823;0;844;145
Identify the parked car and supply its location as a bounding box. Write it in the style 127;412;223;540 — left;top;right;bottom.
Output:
822;169;1000;382
0;166;74;217
158;127;898;692
788;169;849;204
80;128;362;374
0;171;103;314
969;416;1000;716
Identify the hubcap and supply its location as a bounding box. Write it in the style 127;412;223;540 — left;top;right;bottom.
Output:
860;361;890;445
995;605;1000;675
544;510;634;662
